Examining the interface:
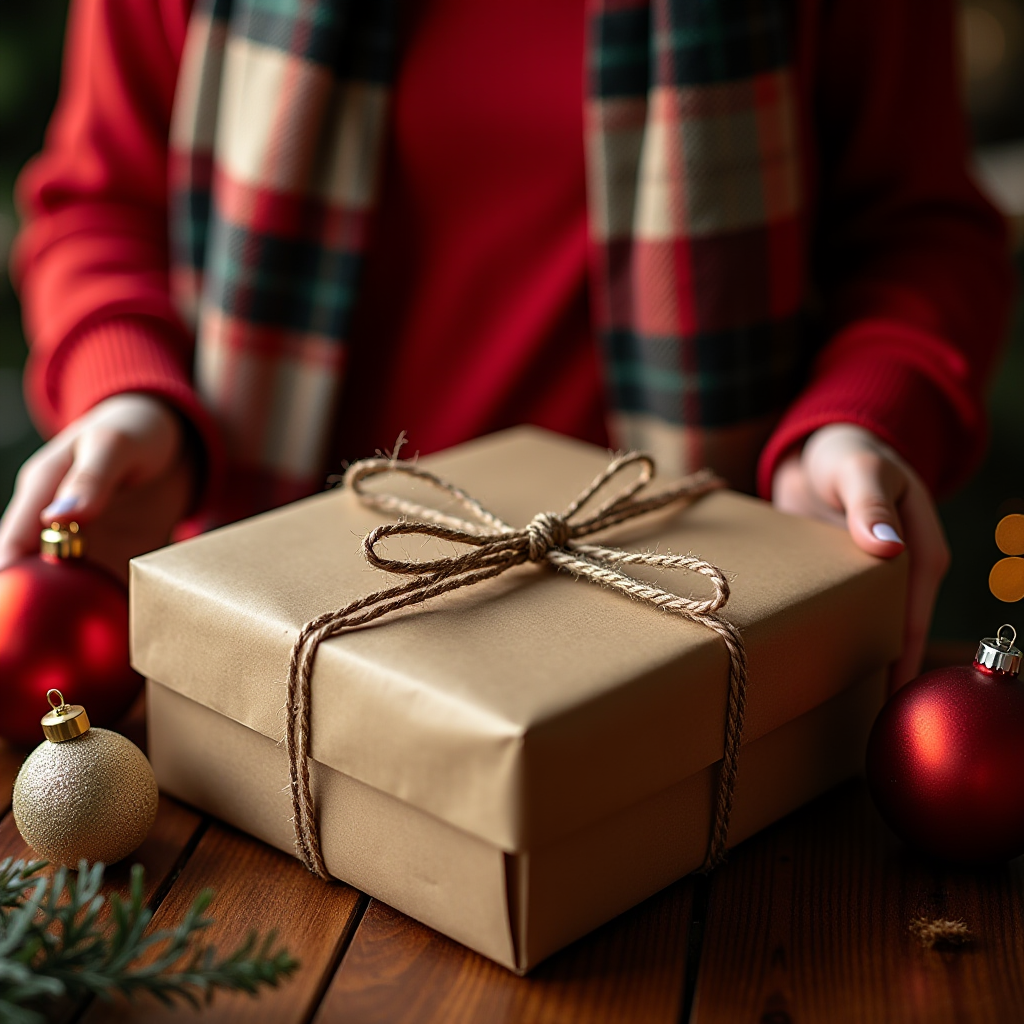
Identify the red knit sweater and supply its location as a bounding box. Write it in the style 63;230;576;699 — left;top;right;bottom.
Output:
12;0;1013;509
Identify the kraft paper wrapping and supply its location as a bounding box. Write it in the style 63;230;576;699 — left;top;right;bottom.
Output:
132;427;906;854
148;667;887;971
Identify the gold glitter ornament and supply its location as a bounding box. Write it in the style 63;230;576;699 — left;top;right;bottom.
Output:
12;690;158;866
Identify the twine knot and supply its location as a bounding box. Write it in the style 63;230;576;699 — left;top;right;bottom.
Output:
286;449;748;883
526;511;570;561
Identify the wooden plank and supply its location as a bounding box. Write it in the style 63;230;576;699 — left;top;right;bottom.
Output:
317;878;694;1024
81;822;365;1024
691;780;1024;1024
0;794;203;1024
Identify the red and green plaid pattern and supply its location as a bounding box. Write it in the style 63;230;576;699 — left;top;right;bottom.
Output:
586;0;804;472
170;0;804;515
170;0;399;514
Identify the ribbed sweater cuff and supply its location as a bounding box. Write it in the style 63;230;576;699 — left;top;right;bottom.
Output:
46;316;223;512
756;320;985;500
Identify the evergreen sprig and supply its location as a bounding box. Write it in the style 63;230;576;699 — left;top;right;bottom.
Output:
0;857;298;1024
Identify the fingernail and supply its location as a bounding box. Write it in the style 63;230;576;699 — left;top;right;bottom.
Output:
872;523;904;545
45;496;80;516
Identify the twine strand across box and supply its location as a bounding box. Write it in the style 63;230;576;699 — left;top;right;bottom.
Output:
132;427;905;971
288;441;748;879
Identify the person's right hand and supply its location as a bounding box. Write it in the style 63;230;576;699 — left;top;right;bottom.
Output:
0;393;196;584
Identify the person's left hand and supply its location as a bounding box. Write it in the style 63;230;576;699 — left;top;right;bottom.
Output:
771;422;950;691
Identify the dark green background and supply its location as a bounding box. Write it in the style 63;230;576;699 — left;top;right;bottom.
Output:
0;2;69;512
1;2;1022;643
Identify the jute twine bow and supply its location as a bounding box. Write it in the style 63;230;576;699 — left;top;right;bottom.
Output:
286;446;749;880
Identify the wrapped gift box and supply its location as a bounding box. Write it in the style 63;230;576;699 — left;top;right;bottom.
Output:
131;426;905;971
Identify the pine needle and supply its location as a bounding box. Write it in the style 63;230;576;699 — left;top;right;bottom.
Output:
0;857;299;1023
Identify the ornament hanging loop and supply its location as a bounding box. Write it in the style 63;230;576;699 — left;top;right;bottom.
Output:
46;689;72;716
40;691;90;742
997;623;1017;649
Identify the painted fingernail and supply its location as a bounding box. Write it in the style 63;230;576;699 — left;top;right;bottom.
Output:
45;496;80;516
872;523;904;545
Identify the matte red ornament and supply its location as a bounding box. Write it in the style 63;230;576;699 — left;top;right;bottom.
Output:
0;523;140;747
866;624;1024;863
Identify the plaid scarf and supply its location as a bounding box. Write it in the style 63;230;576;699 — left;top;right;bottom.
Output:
169;0;804;519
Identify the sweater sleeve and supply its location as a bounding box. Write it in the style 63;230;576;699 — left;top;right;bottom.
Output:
10;0;218;464
755;0;1015;499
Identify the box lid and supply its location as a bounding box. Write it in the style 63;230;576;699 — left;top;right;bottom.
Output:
131;427;905;852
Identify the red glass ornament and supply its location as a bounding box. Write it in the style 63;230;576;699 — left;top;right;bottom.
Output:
0;523;140;746
866;625;1024;863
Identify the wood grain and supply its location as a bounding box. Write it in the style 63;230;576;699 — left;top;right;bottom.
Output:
0;795;203;1024
317;878;694;1024
691;780;1024;1024
81;821;365;1024
5;639;1005;1022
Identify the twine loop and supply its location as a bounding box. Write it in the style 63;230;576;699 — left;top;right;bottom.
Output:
286;445;748;881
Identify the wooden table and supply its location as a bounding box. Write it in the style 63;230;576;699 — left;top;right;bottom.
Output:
3;646;1023;1024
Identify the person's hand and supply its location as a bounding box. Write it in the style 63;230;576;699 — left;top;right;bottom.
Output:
0;394;196;584
771;423;950;691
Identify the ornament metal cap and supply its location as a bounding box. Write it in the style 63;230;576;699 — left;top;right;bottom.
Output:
40;689;91;742
976;624;1022;676
39;521;83;559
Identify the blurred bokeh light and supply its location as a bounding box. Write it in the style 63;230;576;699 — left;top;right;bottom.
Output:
962;0;1024;143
